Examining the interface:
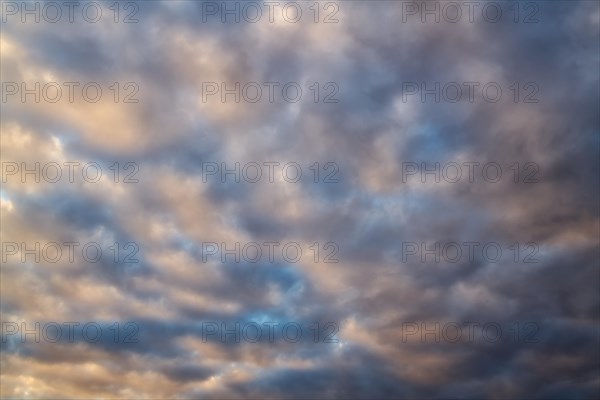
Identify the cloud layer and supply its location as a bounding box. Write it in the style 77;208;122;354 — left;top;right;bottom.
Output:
1;1;599;398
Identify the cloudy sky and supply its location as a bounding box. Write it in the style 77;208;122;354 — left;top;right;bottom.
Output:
1;0;599;398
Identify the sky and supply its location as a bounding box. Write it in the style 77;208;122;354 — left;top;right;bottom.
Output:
0;0;599;398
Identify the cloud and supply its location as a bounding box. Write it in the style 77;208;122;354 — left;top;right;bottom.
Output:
1;1;598;398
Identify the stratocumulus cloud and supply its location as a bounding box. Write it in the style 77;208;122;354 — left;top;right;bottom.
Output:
0;1;599;398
